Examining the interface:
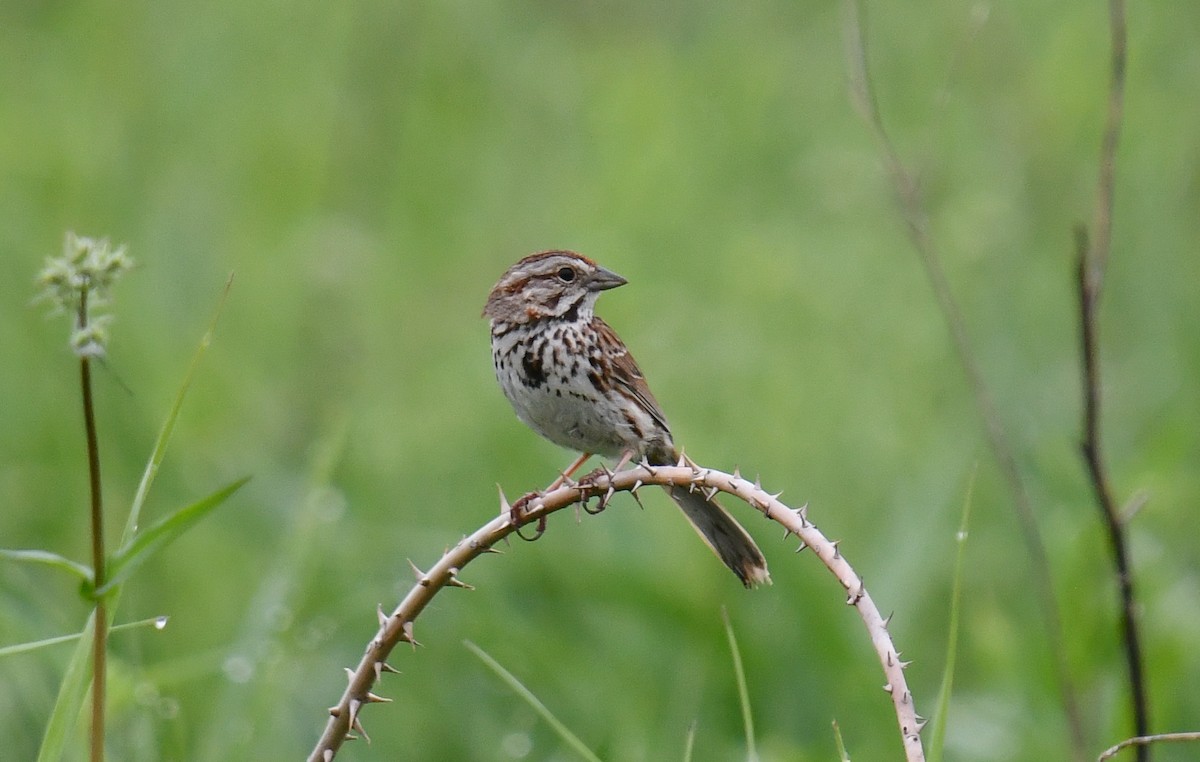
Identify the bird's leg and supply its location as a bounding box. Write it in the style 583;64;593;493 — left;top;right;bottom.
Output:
547;451;593;491
511;452;593;540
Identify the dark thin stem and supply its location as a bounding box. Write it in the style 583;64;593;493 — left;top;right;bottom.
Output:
1076;1;1147;754
1076;236;1148;760
79;287;107;762
842;1;1086;756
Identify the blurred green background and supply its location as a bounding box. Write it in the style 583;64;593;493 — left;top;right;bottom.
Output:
2;1;1198;759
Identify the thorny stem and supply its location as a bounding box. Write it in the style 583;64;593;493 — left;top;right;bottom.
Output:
308;465;925;762
79;286;107;762
842;1;1085;756
1078;1;1148;757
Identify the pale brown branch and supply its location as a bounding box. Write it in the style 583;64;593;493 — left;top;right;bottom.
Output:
307;465;925;762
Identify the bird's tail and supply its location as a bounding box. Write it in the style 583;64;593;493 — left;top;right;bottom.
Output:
664;484;770;588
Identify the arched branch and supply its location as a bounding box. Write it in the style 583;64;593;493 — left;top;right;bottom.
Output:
307;464;925;762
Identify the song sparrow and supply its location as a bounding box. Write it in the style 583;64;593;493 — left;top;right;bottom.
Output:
484;250;769;588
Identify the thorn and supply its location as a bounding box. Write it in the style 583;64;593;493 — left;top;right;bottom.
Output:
377;604;388;627
882;612;894;629
830;540;841;559
408;559;430;586
794;541;808;554
328;705;341;717
782;527;794;540
629;488;645;510
753;474;763;491
604;484;616;506
446;568;475;590
686;481;697;494
702;485;719;501
899;659;912;669
676;450;688;468
732;465;742;480
690;466;705;482
377;661;400;676
481;544;503;554
845;575;865;605
344;667;355;682
882;683;893;693
497;484;512;519
631;478;643;493
914;717;928;733
796;503;809;522
365;692;392;704
769;490;783;502
348;698;362;726
352;716;371;744
398;620;421;649
343;732;358;742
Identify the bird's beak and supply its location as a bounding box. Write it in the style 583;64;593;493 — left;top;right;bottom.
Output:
588;266;628;292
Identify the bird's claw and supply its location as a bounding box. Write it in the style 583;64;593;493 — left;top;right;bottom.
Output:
511;492;547;541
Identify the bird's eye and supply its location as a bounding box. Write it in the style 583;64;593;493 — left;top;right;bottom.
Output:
557;266;575;282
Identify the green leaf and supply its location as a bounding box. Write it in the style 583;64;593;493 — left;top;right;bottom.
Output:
0;616;168;658
120;274;234;550
100;476;250;595
0;549;92;584
928;466;976;762
36;611;95;762
465;640;602;762
721;606;758;762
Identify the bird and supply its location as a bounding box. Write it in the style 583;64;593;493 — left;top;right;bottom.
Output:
484;250;769;587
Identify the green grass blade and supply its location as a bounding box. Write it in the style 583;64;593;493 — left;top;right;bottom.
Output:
121;274;233;548
927;467;977;762
0;616;168;658
721;607;758;762
0;549;92;583
35;610;96;762
682;720;697;762
464;640;602;762
101;476;249;595
832;719;851;761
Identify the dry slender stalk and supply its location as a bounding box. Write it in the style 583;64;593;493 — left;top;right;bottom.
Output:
308;463;925;762
1098;732;1200;762
842;1;1085;756
1076;1;1148;757
78;287;107;762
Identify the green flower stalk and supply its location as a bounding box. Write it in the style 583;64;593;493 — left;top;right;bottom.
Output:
34;231;132;762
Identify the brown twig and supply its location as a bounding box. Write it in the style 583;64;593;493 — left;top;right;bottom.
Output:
841;1;1086;756
1076;1;1148;757
307;464;925;762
